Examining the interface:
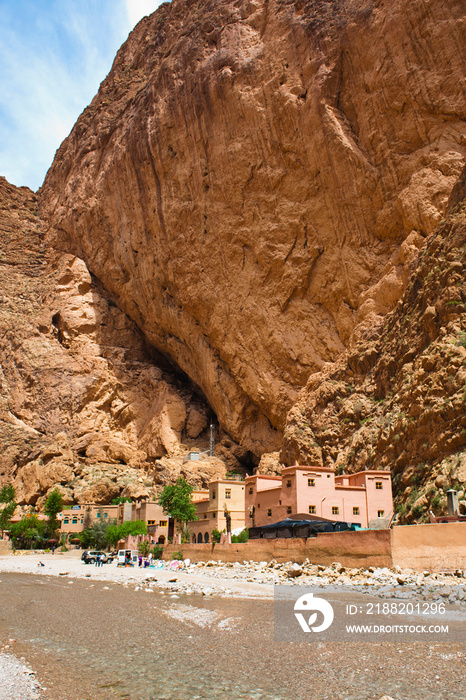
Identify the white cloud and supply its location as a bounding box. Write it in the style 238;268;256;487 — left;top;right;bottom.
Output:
0;0;165;191
126;0;160;28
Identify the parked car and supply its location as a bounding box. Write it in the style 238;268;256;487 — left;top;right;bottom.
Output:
117;549;139;566
81;550;113;564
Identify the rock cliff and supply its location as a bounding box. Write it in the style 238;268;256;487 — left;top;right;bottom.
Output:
282;169;466;519
1;0;466;511
40;0;466;455
0;178;226;506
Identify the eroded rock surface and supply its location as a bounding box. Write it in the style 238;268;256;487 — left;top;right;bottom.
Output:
281;169;466;520
0;178;227;504
40;0;465;454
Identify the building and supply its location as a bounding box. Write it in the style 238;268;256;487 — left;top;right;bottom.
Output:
58;501;170;544
187;477;246;543
116;501;170;544
58;504;119;537
245;465;393;529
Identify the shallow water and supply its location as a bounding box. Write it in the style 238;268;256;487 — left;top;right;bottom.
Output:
0;573;465;700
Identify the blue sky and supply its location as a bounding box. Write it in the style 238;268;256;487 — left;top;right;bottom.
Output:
0;0;165;191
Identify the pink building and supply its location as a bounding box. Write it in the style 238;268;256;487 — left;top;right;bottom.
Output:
245;466;393;528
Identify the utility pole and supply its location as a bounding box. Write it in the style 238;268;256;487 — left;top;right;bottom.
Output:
209;421;215;457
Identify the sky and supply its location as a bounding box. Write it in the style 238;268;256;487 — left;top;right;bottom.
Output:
0;0;165;191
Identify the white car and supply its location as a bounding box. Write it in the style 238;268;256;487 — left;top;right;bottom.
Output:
117;549;139;566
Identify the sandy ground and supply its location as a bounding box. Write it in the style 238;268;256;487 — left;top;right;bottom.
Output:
1;553;465;699
0;550;274;598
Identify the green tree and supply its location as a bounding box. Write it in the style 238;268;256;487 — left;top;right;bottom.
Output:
105;523;121;548
0;484;16;538
158;478;197;531
43;488;64;538
116;519;147;539
83;518;147;550
9;514;46;550
231;528;249;543
138;540;151;557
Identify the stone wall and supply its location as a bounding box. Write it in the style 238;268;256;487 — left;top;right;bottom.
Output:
0;541;12;555
163;529;392;568
162;523;466;571
391;522;466;572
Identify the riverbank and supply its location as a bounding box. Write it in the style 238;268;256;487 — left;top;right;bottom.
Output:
0;651;42;700
0;550;464;602
1;571;465;700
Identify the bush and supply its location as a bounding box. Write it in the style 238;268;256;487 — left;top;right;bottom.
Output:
138;540;151;557
10;514;47;550
171;551;183;560
231;529;249;543
151;545;163;559
410;505;424;519
211;528;223;543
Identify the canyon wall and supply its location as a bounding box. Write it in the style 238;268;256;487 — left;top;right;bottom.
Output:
40;0;466;455
1;0;465;510
0;177;226;506
282;170;466;520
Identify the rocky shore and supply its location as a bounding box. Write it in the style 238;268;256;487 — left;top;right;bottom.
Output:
0;652;42;700
1;551;464;603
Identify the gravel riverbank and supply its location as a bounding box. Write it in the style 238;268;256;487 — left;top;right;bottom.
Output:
0;652;43;700
0;550;464;602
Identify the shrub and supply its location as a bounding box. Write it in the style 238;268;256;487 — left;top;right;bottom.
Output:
410;505;423;519
171;551;183;560
151;545;164;559
211;528;223;543
138;540;151;557
231;529;249;543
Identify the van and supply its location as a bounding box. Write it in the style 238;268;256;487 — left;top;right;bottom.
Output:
117;549;139;566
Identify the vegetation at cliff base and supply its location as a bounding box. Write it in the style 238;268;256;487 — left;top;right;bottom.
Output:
0;484;16;538
158;478;198;531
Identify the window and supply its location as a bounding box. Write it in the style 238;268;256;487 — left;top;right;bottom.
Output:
267;509;272;517
96;512;100;518
257;503;260;508
72;517;78;524
249;487;253;495
212;512;215;518
103;512;108;518
204;514;207;519
287;506;292;514
308;478;315;487
211;491;216;499
225;489;231;499
376;481;383;490
63;517;69;524
332;506;339;515
159;520;168;527
148;520;155;525
353;507;360;516
378;510;385;518
308;505;316;514
80;518;83;524
286;479;292;488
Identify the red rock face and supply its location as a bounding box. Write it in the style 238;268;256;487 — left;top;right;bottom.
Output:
40;0;465;455
0;177;224;506
282;171;466;520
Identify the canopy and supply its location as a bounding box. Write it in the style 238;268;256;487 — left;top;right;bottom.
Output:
248;517;358;539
